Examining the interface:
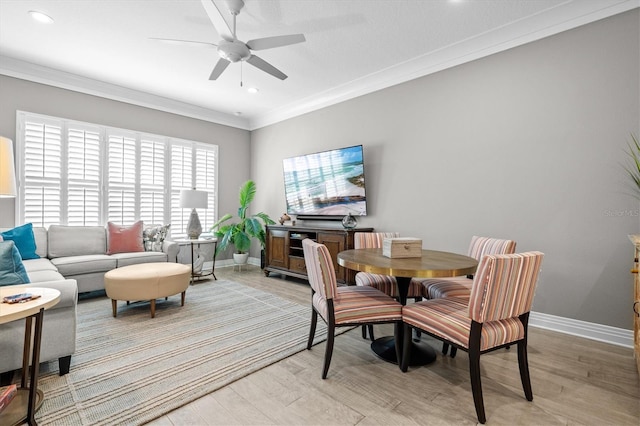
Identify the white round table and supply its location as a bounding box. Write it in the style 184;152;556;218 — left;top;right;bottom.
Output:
0;287;60;426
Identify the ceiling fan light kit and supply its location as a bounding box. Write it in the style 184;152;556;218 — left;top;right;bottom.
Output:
217;40;250;62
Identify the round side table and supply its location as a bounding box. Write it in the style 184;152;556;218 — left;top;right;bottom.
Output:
0;287;60;426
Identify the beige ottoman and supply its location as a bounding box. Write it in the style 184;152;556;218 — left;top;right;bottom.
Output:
104;262;191;318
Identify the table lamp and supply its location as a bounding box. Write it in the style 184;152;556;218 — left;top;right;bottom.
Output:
180;189;208;239
0;136;17;198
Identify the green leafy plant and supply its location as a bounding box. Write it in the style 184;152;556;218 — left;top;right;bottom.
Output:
624;133;640;199
210;180;275;255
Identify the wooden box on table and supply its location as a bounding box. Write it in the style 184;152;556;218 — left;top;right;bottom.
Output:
383;237;422;258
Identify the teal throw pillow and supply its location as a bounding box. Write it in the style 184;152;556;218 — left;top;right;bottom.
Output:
0;241;31;286
1;223;40;260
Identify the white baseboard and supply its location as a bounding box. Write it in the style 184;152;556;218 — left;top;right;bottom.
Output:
529;311;633;348
214;256;262;268
212;258;634;349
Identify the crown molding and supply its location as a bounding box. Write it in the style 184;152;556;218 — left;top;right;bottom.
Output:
248;0;639;130
0;56;251;130
1;1;637;132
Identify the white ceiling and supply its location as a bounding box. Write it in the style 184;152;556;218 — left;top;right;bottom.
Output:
0;0;637;130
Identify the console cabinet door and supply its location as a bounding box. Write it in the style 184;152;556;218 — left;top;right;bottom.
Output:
267;229;287;269
317;232;347;282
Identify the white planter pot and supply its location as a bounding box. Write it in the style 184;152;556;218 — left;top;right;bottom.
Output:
233;253;249;265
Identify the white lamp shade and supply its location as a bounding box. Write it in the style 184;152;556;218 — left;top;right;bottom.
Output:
179;189;208;209
0;136;17;198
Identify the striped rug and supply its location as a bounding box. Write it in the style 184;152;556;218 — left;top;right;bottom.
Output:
34;279;329;425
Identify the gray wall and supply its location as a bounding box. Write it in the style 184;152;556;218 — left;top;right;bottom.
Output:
0;75;251;238
251;10;640;330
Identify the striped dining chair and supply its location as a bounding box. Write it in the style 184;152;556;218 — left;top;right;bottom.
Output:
354;232;424;340
401;251;545;424
411;236;516;356
302;238;402;379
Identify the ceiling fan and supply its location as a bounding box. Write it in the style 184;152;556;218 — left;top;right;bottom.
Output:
153;0;305;81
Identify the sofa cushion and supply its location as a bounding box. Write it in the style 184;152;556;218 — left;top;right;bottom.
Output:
1;223;40;260
9;279;78;309
48;225;106;258
27;269;66;283
51;254;117;276
22;258;59;273
107;221;144;255
111;251;169;267
32;227;48;258
0;241;30;285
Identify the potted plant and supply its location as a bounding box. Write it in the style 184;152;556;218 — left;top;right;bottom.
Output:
210;180;275;265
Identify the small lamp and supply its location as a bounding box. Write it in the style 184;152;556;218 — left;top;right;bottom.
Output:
0;136;17;198
180;189;208;239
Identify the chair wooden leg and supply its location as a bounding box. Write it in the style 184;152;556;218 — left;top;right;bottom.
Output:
413;297;422;341
518;340;533;401
307;309;318;350
400;323;412;372
450;346;458;358
322;321;335;379
442;342;449;355
518;313;533;401
469;321;486;424
360;324;375;340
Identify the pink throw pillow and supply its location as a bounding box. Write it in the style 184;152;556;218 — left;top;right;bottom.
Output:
107;221;144;254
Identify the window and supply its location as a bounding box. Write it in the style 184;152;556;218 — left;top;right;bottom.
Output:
16;111;218;239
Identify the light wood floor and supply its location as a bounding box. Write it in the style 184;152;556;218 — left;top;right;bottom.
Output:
147;265;639;425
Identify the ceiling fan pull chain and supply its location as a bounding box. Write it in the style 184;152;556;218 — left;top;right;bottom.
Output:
240;62;243;87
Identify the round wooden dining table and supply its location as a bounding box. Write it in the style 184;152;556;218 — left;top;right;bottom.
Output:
337;248;478;366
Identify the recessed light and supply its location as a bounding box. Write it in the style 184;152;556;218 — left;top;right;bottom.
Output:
247;87;259;94
28;10;54;24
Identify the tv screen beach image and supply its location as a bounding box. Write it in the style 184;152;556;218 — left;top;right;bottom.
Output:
283;145;367;216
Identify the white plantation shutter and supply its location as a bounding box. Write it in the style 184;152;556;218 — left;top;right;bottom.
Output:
67;126;101;226
22;119;62;227
17;112;218;235
107;134;137;225
170;143;193;239
195;145;217;232
139;138;166;225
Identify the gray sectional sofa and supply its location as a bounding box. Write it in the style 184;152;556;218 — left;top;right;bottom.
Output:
0;225;179;380
41;225;179;293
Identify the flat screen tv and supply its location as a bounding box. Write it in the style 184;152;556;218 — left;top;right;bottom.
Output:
282;145;367;219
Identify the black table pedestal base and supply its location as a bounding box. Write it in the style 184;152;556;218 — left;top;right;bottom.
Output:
371;335;437;366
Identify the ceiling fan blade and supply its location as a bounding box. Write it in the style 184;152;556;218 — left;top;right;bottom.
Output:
200;0;234;41
246;55;287;80
209;58;230;80
149;37;217;48
246;34;306;51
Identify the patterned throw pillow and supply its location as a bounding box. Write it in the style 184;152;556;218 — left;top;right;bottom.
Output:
143;224;171;252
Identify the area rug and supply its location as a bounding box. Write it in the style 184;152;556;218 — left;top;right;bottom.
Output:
34;280;329;425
